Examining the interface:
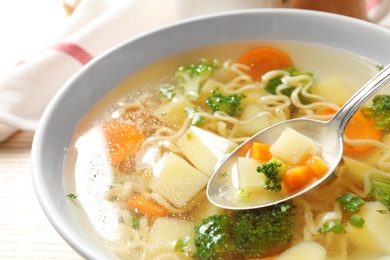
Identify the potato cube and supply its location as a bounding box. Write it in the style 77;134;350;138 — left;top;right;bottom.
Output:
277;241;327;260
346;201;390;254
154;96;194;129
237;157;266;191
177;126;238;176
150;152;208;208
199;79;224;100
312;76;353;104
269;127;319;165
146;218;196;259
238;104;270;136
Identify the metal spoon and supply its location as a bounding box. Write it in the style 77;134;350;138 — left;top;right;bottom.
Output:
207;64;390;210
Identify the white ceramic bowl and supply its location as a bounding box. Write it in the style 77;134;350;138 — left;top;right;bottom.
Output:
31;9;390;259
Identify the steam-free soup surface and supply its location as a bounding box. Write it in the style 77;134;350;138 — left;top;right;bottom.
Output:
65;41;390;260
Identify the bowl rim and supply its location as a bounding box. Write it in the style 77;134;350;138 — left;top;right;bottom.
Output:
31;8;390;259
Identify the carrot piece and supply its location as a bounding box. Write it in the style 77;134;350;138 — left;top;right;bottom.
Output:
344;109;383;155
237;46;294;81
251;142;272;161
283;165;313;190
316;107;337;116
128;194;169;217
304;154;329;178
316;104;343;120
102;122;145;165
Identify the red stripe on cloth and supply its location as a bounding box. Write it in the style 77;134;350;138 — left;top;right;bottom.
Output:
366;0;381;11
15;60;25;66
53;43;93;65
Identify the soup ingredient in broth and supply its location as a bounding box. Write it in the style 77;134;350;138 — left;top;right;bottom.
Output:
175;59;221;101
205;88;245;116
339;157;390;209
346;201;390;255
263;67;313;99
237;46;294;81
102;122;144;165
344;109;383;155
128;194;169;217
276;241;327;260
336;192;365;213
193;201;296;259
362;94;390;131
369;175;390;210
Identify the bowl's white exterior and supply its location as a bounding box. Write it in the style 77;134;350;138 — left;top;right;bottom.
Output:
31;9;390;259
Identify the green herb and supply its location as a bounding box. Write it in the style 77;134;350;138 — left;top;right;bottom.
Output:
67;193;78;200
160;85;176;100
256;158;286;192
377;209;389;214
237;187;252;198
186;132;193;140
369;177;390;210
175;59;221;100
185;107;205;126
361;94;390;131
221;172;228;177
349;214;365;228
132;214;141;230
206;87;245;116
174;237;190;252
318;220;345;234
336;192;365;213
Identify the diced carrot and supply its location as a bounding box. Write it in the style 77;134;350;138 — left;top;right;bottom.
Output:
283;165;313;191
304;154;329;178
344;109;383;155
102;122;145;165
237;46;294;81
128;194;169;218
316;107;337;116
250;142;272;161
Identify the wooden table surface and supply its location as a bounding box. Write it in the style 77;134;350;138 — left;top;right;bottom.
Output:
0;0;84;258
0;131;82;259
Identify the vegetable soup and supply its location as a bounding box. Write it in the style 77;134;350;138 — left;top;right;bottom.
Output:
64;41;390;260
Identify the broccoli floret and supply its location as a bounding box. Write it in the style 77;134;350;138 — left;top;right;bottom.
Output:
160;85;176;100
362;94;390;131
264;68;313;105
256;157;287;192
205;88;245;116
175;59;221;101
185;107;206;126
265;76;285;95
264;68;312;95
230;202;296;258
193;215;232;259
369;177;390;210
193;201;296;259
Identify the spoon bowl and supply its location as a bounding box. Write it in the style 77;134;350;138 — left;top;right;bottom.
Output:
207;64;390;210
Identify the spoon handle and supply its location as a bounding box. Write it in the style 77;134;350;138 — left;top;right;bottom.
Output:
330;64;390;134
